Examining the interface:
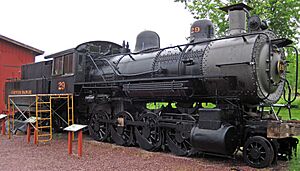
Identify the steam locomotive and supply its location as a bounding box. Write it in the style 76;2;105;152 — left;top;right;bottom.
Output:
5;3;300;168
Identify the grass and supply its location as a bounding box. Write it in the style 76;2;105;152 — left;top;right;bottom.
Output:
288;154;300;171
275;97;300;170
277;97;300;120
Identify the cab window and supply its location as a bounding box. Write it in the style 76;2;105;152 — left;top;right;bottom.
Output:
53;57;63;75
52;53;74;75
64;54;74;74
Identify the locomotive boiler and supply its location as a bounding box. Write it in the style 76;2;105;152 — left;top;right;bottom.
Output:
5;3;300;168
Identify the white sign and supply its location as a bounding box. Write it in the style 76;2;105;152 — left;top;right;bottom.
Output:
64;124;87;132
0;114;7;120
25;116;41;123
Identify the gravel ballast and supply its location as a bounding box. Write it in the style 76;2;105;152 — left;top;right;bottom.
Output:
0;134;287;171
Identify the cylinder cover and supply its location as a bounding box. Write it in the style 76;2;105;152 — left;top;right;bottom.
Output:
190;124;238;155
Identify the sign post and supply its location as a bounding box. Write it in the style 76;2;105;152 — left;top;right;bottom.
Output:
24;117;38;144
0;114;7;135
64;124;87;157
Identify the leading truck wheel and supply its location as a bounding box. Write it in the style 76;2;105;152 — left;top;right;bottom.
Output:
243;136;274;168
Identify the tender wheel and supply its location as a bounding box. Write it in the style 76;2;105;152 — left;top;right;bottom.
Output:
135;112;162;151
243;136;274;168
110;111;134;146
88;110;110;142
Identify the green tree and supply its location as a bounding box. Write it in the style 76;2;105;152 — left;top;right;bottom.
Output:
175;0;299;42
176;0;300;94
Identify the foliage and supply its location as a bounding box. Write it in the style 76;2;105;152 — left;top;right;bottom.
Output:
146;102;216;109
175;0;300;93
175;0;300;42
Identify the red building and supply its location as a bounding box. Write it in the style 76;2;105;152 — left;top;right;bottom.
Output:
0;34;44;113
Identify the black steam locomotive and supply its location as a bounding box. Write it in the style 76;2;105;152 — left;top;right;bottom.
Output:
5;3;300;168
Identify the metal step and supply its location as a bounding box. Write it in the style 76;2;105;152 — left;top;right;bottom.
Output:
38;139;51;142
37;110;51;112
37;126;51;129
38;118;51;121
38;134;51;137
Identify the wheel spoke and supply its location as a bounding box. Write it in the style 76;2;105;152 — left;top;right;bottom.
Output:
258;144;263;150
99;129;105;135
182;141;188;150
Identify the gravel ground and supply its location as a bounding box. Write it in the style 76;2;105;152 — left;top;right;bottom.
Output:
0;133;288;171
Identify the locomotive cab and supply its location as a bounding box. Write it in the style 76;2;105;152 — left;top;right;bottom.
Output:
75;41;123;82
47;41;124;93
45;48;76;94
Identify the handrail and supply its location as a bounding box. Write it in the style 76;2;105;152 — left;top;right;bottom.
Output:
86;53;106;82
285;46;299;103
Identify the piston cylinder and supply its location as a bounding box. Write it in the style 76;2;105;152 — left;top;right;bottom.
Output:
190;124;238;155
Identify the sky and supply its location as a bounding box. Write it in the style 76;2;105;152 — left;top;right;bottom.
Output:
0;0;195;61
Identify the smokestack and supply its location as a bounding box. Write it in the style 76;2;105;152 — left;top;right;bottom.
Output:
220;3;252;35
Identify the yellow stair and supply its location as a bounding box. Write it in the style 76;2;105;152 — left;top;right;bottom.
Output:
35;96;52;143
67;95;74;126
